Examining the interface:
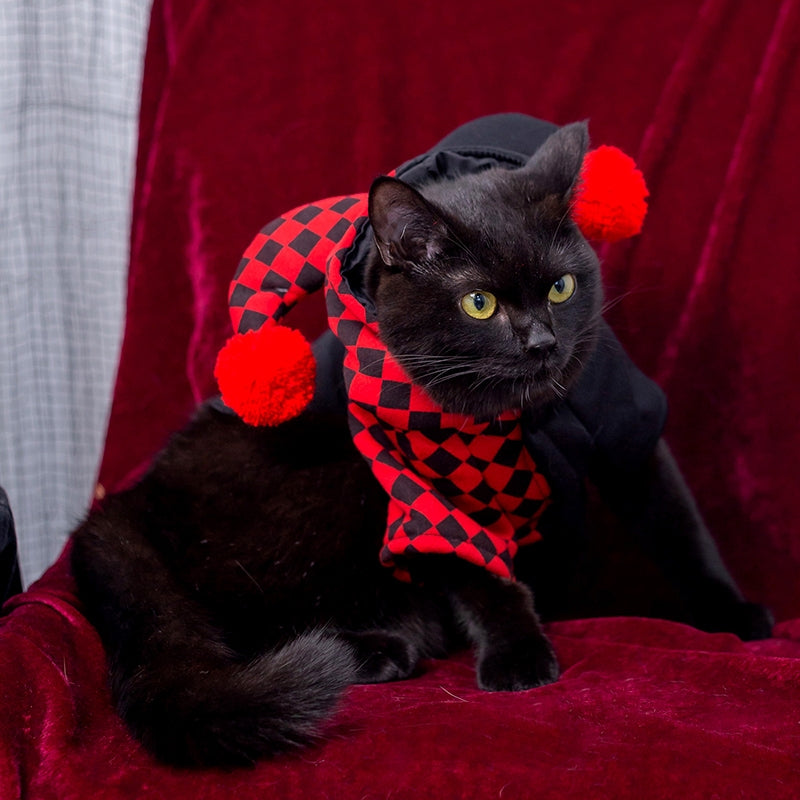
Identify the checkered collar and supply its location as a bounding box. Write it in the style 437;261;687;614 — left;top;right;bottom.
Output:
323;203;549;580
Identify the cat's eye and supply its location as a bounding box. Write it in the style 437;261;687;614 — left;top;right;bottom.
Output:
548;274;576;304
460;290;498;320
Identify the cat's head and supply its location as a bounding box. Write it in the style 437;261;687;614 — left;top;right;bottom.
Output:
366;122;603;419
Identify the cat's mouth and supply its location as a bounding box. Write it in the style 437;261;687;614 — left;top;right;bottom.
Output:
411;352;576;420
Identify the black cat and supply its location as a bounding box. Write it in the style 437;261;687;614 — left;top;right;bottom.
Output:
70;119;771;768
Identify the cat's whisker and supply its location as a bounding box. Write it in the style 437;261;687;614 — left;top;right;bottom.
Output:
404;358;475;372
600;295;629;315
600;285;659;316
423;367;483;388
550;377;567;399
467;372;499;396
548;202;575;252
393;355;474;365
359;353;475;374
442;229;481;268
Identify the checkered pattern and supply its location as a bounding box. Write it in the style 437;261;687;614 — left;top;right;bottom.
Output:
229;195;368;334
327;248;550;579
229;193;552;580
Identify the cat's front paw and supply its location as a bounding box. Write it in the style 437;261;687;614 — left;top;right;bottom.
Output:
342;630;419;683
477;635;559;692
693;601;774;641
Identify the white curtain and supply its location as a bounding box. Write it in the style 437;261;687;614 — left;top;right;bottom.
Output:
0;1;151;585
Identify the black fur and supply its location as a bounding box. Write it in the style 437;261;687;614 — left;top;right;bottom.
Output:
71;123;771;768
71;410;460;766
367;124;601;419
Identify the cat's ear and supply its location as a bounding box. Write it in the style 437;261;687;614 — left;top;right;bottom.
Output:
520;121;589;198
369;177;449;269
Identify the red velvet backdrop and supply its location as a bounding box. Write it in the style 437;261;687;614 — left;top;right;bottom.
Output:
2;2;799;798
100;0;800;620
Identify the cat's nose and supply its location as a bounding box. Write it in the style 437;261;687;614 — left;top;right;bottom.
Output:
525;324;556;354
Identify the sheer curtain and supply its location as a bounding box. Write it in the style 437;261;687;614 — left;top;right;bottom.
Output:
0;1;151;585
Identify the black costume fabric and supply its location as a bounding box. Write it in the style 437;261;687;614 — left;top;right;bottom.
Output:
227;114;667;579
0;488;22;604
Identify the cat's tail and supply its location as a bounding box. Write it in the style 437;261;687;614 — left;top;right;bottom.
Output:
70;500;359;767
117;629;358;766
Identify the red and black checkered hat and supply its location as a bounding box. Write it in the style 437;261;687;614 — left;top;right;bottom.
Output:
214;144;648;426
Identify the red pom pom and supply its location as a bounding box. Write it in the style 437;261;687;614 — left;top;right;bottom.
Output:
573;146;649;243
214;326;315;426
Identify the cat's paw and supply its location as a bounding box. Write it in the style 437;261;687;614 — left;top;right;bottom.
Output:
477;635;559;692
694;601;774;641
342;630;418;683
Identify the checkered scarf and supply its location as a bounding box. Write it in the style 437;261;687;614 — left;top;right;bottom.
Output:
229;195;551;580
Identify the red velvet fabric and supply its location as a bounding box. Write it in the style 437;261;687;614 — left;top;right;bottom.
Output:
2;0;800;796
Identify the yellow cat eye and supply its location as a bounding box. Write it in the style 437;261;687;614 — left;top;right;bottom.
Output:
460;290;498;320
548;274;576;304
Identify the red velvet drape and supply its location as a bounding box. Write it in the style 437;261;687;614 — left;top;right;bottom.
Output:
2;2;799;797
101;0;800;619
